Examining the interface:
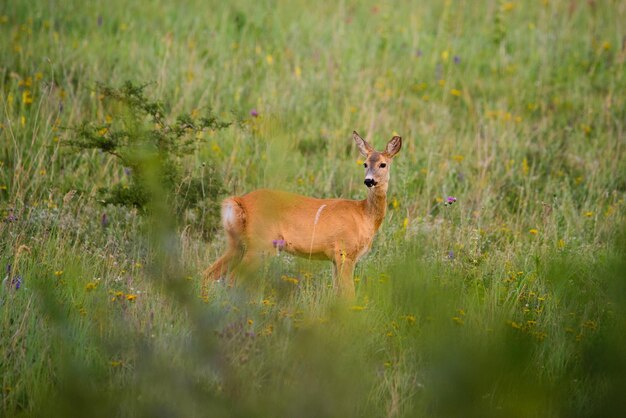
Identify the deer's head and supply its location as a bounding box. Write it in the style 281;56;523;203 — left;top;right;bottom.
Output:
353;131;402;191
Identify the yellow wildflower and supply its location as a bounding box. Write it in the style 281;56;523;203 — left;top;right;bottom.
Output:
265;54;274;65
529;228;538;235
582;320;597;330
262;325;273;336
501;2;516;12
508;321;522;329
401;315;416;324
450;89;461;97
584;211;594;218
22;91;33;105
18;77;32;87
281;275;299;285
126;294;137;302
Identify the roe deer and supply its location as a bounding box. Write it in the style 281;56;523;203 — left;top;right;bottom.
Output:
202;131;402;298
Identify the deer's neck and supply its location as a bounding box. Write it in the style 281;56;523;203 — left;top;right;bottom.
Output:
364;186;387;230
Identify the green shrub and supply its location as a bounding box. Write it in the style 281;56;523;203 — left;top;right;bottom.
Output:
67;81;232;237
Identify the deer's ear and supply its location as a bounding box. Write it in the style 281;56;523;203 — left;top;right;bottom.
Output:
384;136;402;158
353;131;373;157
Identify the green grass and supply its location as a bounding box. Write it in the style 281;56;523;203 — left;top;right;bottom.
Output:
1;0;626;416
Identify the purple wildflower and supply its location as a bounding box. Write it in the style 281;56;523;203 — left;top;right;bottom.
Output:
272;239;285;251
124;167;132;176
447;250;455;260
453;55;460;64
14;275;22;290
97;15;103;27
250;109;259;118
6;209;17;222
101;213;109;228
416;49;423;57
6;264;11;274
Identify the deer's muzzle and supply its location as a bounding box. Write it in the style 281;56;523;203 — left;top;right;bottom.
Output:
364;178;377;188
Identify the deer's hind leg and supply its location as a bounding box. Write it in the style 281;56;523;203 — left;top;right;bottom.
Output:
201;197;247;296
203;245;242;283
201;246;242;298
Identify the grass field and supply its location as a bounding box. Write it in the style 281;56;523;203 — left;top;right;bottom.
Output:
1;0;626;416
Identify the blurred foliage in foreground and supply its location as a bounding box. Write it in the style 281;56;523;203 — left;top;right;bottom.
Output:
1;0;625;416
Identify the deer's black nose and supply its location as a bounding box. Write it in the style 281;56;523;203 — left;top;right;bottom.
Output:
364;178;377;188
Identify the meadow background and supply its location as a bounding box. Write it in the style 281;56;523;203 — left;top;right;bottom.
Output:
1;0;626;416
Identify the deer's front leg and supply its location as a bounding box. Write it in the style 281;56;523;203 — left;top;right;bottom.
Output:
333;250;356;299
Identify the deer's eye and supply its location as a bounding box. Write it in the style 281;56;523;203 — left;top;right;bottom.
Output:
380;163;387;168
363;163;368;168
